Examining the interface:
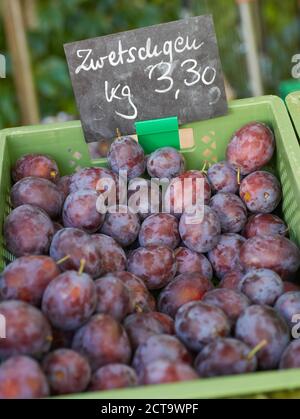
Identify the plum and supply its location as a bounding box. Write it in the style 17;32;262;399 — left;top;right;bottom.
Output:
239;171;282;213
107;136;146;179
280;340;300;369
239;269;283;306
94;275;133;321
210;193;247;233
139;213;180;249
108;271;156;312
11;177;64;219
50;228;102;278
158;272;213;318
138;359;198;385
164;170;211;215
195;338;257;378
56;175;71;201
42;349;91;395
72;314;131;371
219;270;244;290
70;166;117;193
124;312;174;350
235;305;290;370
203;288;250;327
240;235;300;280
12;153;60;183
100;205;140;247
0;255;60;306
207;161;239;194
42;271;97;331
0;301;52;359
175;301;230;352
207;234;246;279
4;205;54;257
0;356;49;399
62;190;105;233
146;147;185;179
91;234;127;274
70;167;121;203
89;364;138;391
243;213;287;239
132;334;192;373
226;122;275;175
179;205;221;253
274;291;300;331
127;245;177;290
174;247;213;279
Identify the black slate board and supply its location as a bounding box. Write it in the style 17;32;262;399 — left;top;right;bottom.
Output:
64;15;228;143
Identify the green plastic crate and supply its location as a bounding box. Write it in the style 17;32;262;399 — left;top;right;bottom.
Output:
286;91;300;143
1;95;300;399
280;81;300;100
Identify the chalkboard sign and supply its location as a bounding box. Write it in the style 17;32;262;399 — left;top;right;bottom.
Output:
64;15;228;143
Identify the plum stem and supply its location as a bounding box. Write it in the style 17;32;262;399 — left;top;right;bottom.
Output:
56;255;71;265
116;128;121;138
78;258;86;275
247;339;268;360
135;303;144;313
237;167;241;185
201;161;208;173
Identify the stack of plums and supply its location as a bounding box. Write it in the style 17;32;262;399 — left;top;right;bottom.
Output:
1;122;300;399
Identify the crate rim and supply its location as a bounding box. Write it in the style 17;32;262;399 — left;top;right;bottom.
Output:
56;368;300;399
1;94;300;399
286;91;300;142
0;94;294;137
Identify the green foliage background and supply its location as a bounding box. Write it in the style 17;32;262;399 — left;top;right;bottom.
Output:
0;0;299;129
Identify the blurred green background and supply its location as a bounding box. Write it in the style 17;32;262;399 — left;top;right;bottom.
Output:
0;0;299;129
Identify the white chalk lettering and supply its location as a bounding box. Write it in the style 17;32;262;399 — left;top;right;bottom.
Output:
127;47;137;64
163;40;173;63
145;37;162;60
174;36;185;53
116;40;128;65
74;36;205;74
105;81;137;119
181;59;201;87
75;49;107;73
105;81;122;102
202;66;217;86
108;50;118;67
115;85;137;120
148;62;174;94
292;54;300;79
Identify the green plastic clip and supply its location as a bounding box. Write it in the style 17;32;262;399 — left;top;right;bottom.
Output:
135;116;180;154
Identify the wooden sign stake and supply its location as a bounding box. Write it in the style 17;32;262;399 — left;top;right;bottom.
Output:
2;0;40;125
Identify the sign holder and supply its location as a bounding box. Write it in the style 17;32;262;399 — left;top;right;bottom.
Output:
135;116;180;154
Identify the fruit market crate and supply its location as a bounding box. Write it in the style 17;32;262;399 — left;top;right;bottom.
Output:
286;91;300;143
1;95;300;399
